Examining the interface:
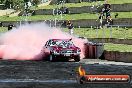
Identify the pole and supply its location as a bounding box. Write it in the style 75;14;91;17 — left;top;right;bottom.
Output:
102;27;105;38
20;21;21;27
60;11;63;20
96;27;98;38
55;18;57;27
110;26;112;38
90;26;92;38
50;20;51;27
53;9;55;15
124;27;126;39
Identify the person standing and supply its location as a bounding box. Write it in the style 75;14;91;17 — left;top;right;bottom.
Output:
8;23;14;31
67;20;74;35
99;12;104;28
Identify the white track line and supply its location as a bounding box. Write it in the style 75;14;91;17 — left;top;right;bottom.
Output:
0;79;76;83
84;62;132;66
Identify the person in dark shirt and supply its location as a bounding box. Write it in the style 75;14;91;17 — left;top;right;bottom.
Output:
8;24;14;31
104;4;111;11
0;22;2;27
103;3;111;23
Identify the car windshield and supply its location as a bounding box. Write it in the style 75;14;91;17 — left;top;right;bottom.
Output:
51;40;74;47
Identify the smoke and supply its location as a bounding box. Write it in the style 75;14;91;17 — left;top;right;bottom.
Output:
0;23;88;60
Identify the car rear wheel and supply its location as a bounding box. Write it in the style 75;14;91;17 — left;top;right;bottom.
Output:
74;56;80;62
49;54;56;62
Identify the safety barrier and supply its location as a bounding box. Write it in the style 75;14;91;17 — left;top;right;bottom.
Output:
104;51;132;63
84;42;104;59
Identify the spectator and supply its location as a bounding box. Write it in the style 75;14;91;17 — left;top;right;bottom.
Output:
106;9;112;23
104;3;111;11
8;23;14;31
99;12;104;28
106;10;110;18
107;16;113;25
0;22;2;27
67;21;74;35
61;21;67;27
102;7;105;17
103;3;111;23
60;6;69;14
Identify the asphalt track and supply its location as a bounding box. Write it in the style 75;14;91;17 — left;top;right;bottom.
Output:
0;59;131;88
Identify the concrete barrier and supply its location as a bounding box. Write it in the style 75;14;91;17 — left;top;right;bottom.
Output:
30;3;132;16
68;6;92;14
84;43;104;59
50;0;81;4
104;51;132;63
111;4;132;12
50;0;110;4
1;18;132;28
87;38;132;45
0;4;5;10
33;9;53;15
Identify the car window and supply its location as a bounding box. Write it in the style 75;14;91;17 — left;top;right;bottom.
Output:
58;41;74;47
46;40;75;47
45;41;49;46
45;40;51;46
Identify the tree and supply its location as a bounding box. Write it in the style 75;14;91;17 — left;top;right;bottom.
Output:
3;0;24;9
0;0;6;4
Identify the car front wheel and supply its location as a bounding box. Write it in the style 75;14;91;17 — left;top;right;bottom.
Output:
49;54;53;61
74;56;80;62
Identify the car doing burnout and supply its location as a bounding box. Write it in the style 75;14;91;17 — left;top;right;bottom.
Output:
43;39;81;61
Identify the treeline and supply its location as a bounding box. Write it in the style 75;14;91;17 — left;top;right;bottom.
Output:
0;0;40;9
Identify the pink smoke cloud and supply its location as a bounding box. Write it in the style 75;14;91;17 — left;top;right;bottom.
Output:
0;23;88;60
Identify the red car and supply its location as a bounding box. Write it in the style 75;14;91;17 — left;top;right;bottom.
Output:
43;39;81;62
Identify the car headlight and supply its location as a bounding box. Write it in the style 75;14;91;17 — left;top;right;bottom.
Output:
53;50;59;54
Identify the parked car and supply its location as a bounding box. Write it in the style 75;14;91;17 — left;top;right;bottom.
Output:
43;39;81;62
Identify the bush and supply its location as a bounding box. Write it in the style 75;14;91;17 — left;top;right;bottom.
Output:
2;0;24;10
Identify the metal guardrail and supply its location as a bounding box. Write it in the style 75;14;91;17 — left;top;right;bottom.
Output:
107;25;132;28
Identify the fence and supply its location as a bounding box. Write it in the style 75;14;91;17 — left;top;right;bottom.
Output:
2;18;132;27
87;38;132;45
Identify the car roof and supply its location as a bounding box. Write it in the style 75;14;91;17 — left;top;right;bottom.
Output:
51;39;71;41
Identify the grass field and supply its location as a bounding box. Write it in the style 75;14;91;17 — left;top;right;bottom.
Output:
0;12;132;21
32;0;132;10
1;27;132;39
104;43;132;52
0;27;8;32
63;27;132;39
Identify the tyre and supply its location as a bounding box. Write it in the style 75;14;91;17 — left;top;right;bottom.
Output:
49;54;53;61
79;79;84;84
74;56;80;62
49;54;55;62
63;57;69;62
79;76;86;84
